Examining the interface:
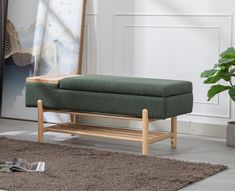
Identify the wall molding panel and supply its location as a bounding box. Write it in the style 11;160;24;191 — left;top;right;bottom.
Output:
110;13;232;122
82;1;235;136
83;14;99;74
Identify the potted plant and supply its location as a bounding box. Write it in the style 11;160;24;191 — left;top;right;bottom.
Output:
201;47;235;147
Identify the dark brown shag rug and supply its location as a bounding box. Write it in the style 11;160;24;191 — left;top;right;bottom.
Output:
0;137;227;191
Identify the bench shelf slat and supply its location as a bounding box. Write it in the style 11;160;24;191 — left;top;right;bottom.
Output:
44;123;171;143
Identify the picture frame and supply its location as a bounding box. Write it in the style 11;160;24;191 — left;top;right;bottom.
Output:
0;0;86;120
0;0;8;116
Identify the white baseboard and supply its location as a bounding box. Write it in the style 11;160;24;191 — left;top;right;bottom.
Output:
78;116;227;138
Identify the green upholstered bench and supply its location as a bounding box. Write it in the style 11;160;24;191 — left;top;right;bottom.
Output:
26;75;193;155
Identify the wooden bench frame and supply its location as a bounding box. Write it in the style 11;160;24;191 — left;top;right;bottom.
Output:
37;99;177;155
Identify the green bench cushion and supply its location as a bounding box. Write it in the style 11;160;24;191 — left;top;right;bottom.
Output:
59;75;192;97
26;81;193;119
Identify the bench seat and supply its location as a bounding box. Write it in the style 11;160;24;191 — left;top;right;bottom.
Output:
26;75;193;119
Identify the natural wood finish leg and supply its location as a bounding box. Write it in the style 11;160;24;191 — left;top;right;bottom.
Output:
171;116;177;149
37;100;44;143
70;114;76;124
70;114;76;136
142;109;149;155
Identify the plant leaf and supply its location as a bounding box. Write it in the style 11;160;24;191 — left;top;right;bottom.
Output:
229;87;235;101
220;47;235;58
204;75;222;84
200;69;218;78
222;75;231;81
204;69;233;83
218;57;235;66
219;57;235;64
207;85;231;101
217;70;232;81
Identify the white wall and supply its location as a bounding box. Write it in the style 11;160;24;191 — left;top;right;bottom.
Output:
84;0;235;137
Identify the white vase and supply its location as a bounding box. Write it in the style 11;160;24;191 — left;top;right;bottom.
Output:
226;121;235;147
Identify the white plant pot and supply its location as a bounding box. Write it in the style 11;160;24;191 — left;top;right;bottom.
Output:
226;121;235;147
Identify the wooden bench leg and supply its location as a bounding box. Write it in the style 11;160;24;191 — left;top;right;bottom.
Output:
37;100;44;143
142;109;149;155
70;114;76;124
70;114;76;136
171;116;177;149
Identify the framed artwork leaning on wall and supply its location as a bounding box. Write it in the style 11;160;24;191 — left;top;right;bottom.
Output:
1;0;86;120
0;0;8;117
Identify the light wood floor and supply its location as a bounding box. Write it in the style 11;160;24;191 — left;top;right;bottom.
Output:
0;119;234;191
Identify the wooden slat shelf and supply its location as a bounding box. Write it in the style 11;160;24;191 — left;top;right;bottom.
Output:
44;123;172;143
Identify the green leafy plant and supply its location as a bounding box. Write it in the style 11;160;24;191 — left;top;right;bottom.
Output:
201;47;235;101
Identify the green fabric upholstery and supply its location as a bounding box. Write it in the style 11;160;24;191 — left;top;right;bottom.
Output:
60;75;192;97
26;75;193;119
